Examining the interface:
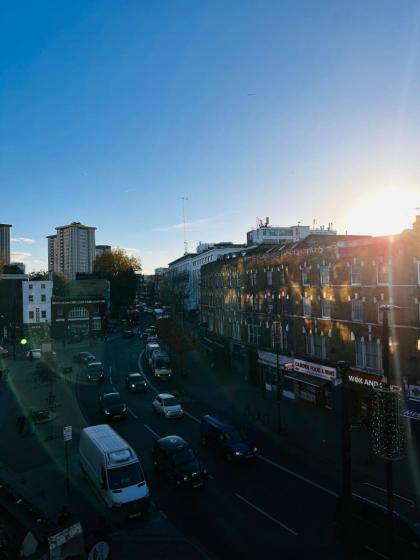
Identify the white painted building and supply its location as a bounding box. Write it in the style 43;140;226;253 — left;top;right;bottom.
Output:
246;221;337;245
22;280;53;332
168;242;246;311
47;222;96;280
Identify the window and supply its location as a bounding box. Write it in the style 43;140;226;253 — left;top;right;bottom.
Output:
279;268;286;284
314;334;326;359
68;306;89;319
351;299;363;322
377;263;389;284
92;319;101;330
266;270;273;286
351;265;362;285
247;324;261;345
41;294;46;302
321;299;331;318
355;339;382;371
29;311;34;320
305;333;315;356
320;265;330;286
280;297;289;313
417;261;420;285
232;321;241;341
271;322;288;351
303;297;311;317
41;310;46;319
29;295;34;302
29;284;33;289
301;267;310;285
250;271;257;287
41;284;45;289
35;308;40;322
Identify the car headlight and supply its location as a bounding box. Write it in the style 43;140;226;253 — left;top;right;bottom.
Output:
122;405;127;412
203;468;207;474
131;384;136;388
235;451;243;456
104;410;110;415
183;475;189;481
253;447;258;453
165;410;170;415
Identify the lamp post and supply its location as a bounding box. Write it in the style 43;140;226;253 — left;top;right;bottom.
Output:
273;292;283;434
337;360;351;560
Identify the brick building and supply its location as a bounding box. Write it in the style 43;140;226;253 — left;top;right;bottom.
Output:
200;217;420;416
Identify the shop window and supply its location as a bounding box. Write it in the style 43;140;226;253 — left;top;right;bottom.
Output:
248;324;261;345
303;297;311;317
320;266;330;286
351;299;363;322
321;299;331;318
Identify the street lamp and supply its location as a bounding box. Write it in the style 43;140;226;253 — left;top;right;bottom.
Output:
273;292;283;434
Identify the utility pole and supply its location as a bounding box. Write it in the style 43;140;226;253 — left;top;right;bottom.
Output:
337;360;351;560
182;196;189;255
274;292;282;433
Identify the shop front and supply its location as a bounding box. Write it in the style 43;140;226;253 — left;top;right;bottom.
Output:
257;350;294;399
404;384;420;421
344;368;383;426
284;358;339;409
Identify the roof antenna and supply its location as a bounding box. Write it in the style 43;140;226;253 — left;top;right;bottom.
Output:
182;196;189;254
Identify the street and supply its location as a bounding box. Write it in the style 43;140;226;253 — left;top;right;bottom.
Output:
74;320;344;559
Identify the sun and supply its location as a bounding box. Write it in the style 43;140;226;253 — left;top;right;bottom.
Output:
345;187;419;236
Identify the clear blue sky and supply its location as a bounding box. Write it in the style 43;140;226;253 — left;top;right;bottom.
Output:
2;1;420;273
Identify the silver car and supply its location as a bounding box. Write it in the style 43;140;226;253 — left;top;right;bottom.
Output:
152;393;183;419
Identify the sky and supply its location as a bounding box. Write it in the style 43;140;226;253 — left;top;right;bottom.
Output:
1;0;420;274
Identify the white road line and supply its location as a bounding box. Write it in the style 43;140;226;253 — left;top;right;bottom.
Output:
184;410;200;423
235;493;298;536
257;454;338;498
207;474;215;480
128;407;138;419
143;423;161;438
158;510;167;519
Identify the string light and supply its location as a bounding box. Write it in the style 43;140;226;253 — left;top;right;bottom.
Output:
371;386;405;460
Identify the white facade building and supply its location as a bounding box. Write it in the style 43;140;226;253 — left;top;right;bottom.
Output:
247;222;337;245
22;280;53;328
47;222;96;280
168;242;246;311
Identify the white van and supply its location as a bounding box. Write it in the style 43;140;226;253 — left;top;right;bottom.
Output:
146;342;160;364
79;424;150;519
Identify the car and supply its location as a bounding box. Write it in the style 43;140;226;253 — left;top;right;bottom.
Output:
152;393;183;419
27;349;42;360
73;351;96;364
125;373;148;392
123;329;135;339
200;415;257;461
99;392;127;420
152;435;207;489
86;362;105;382
0;346;9;358
69;332;84;343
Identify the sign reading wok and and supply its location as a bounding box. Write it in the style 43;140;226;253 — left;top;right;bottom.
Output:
293;358;337;382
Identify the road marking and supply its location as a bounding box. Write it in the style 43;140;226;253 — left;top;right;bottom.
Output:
257;454;337;498
361;482;414;507
235;493;298;536
184;410;200;423
158;510;167;519
128;407;138;419
207;474;215;480
144;423;161;438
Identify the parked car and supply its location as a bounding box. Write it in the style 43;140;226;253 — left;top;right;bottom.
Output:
200;415;257;461
27;349;42;360
99;392;127;419
79;424;149;519
69;332;84;343
336;492;420;559
123;329;135;339
73;351;96;364
125;373;148;392
0;346;9;358
152;394;183;419
86;362;105;383
152;435;207;489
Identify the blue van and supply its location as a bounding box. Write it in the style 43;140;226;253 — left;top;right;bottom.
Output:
200;415;257;462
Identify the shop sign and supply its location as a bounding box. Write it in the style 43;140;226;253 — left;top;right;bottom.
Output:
345;369;383;389
408;384;420;403
293;358;336;381
258;350;293;369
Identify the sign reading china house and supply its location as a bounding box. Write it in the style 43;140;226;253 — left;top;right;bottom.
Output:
293;358;337;382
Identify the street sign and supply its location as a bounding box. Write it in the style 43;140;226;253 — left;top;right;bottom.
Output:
63;425;72;442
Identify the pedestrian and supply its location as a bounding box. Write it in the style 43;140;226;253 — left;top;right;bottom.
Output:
16;415;25;436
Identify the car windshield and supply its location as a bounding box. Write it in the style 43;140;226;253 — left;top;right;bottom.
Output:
173;448;196;465
88;363;102;371
104;394;121;404
156;357;169;368
226;430;244;444
107;463;144;490
163;397;179;407
130;374;143;382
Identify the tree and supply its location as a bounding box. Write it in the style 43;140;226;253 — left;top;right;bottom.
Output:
156;318;194;374
52;273;70;297
94;248;141;314
29;270;49;280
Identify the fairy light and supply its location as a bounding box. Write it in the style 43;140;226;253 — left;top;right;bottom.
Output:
371;386;404;460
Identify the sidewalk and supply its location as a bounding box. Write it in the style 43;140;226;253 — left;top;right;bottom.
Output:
177;345;420;514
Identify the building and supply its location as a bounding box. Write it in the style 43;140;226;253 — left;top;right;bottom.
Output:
47;222;96;280
0;224;11;266
246;218;337;246
22;280;53;342
167;242;246;312
201;217;420;415
10;262;26;273
51;278;110;341
0;266;28;347
95;245;111;258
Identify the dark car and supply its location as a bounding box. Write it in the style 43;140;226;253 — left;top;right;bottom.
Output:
141;327;153;340
336;493;420;559
86;362;105;382
73;351;96;364
123;329;135;339
200;415;257;462
153;435;207;489
125;373;148;392
99;392;127;420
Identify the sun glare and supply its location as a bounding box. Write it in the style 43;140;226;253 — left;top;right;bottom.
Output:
345;187;419;236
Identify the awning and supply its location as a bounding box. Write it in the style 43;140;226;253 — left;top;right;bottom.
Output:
284;370;328;389
202;337;226;349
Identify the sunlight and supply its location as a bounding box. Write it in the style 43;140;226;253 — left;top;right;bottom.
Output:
345;187;419;236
